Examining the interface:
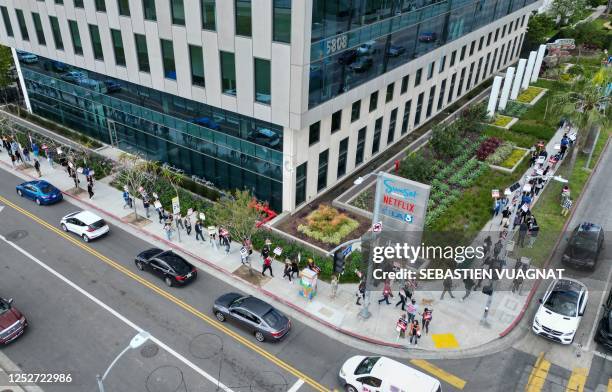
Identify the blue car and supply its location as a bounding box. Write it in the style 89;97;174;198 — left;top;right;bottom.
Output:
16;180;63;205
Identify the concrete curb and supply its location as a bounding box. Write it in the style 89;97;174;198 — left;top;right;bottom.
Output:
498;135;611;338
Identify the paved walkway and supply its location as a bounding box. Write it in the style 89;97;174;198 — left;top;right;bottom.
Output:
0;114;571;351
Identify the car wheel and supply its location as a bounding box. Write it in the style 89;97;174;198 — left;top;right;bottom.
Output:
17;189;22;197
35;198;41;205
61;223;68;232
135;261;144;271
164;277;173;287
254;331;265;342
345;385;358;392
82;234;89;242
215;312;226;322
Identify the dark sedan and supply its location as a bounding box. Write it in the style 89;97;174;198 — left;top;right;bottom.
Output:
595;288;612;350
16;180;63;205
134;248;197;287
213;293;291;342
562;222;605;269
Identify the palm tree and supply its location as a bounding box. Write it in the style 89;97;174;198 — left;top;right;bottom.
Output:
551;67;611;169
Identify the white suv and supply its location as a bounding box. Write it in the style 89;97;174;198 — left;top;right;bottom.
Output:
532;278;588;344
60;210;109;242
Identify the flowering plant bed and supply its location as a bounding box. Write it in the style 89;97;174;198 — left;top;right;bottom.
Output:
485;141;515;165
297;205;360;245
489;114;517;129
516;86;546;105
488;147;530;173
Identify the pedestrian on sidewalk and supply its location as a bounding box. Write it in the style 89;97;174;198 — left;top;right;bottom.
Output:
534;178;544;196
421;308;432;334
122;190;131;209
528;220;539;248
397;313;408;339
483;235;492;256
512;213;522;230
9;152;15;168
440;276;455;299
262;256;273;277
282;259;293;282
560;185;570;203
500;207;511;228
378;280;393;305
34;159;41;177
409;320;421;345
406;298;418;323
395;283;409;310
561;197;572;216
184;215;192;235
356;280;366;305
223;235;231;255
194;220;204;241
87;182;94;199
518;221;529;247
493;239;503;259
22;147;30;162
529;150;537;167
560;134;569;159
209;229;218;249
175;213;184;230
32;142;39;159
462;277;475;300
143;197;151;218
474;256;493;290
291;259;299;278
163;223;173;241
492;198;501;217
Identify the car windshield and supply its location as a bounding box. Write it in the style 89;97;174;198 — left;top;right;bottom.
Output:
162;254;190;274
40;184;54;193
544;290;578;317
570;232;598;252
230;297;247;307
262;309;284;328
0;300;9;315
89;219;106;229
355;357;380;375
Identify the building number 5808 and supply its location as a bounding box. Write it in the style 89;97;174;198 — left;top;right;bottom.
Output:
326;35;348;55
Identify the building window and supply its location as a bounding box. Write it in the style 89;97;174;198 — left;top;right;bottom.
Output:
89;25;104;60
134;33;150;72
494;28;499;42
386;83;394;102
372;117;382;154
498;44;505;69
460;45;466;61
254;58;271;104
414;93;423;126
439;56;446;73
235;0;252;37
508;21;513;32
369;91;378;112
414;68;422;86
273;0;290;43
484;52;491;78
521;15;525;27
317;149;328;191
295;162;307;206
515;17;520;31
189;45;205;87
15;10;29;41
201;0;216;30
55;0;64;4
220;51;236;96
466;62;475;89
447;73;456;104
426;86;435;118
437;79;446;110
49;17;64;50
501;25;506;38
74;0;84;7
355;127;366;165
309;121;320;145
490;49;498;74
503;43;510;65
427;61;434;80
351;100;361;122
486;32;492;46
469;40;475;56
450;50;456;66
401;100;411;135
457;67;466;97
337;137;349;179
111;29;126;66
117;0;130;16
401;75;409;94
331;110;342;133
475;57;483;84
160;39;176;80
1;7;14;37
478;36;484;51
171;0;185;25
95;0;106;12
142;0;156;20
32;13;46;46
68;21;82;55
387;108;397;144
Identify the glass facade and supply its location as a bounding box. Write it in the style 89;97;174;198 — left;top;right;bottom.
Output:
69;21;83;55
235;0;252;37
32;13;46;46
160;39;176;80
201;0;216;30
19;56;284;211
111;29;126;66
49;16;64;50
254;58;271;105
308;0;537;108
273;0;291;43
220;51;237;96
142;0;157;21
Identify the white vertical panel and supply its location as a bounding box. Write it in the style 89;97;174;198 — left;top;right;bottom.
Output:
217;0;235;51
498;66;514;110
531;44;546;83
487;76;503;117
129;0;145;33
521;50;536;89
271;43;290;127
120;17;139;83
282;127;296;212
95;14;112;75
253;102;272;122
252;0;271;59
155;0;171;38
173;26;191;99
510;58;526;99
202;30;221;107
145;21;163;90
235;37;253;116
184;0;201;45
106;0;120;29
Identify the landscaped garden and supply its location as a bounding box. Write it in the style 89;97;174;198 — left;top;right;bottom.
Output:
491;114;514;128
516;86;546;104
297;204;360;245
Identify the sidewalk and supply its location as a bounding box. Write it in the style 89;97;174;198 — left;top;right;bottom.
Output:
0;117;571;351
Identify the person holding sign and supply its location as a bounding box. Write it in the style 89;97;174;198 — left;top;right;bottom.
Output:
262;256;274;277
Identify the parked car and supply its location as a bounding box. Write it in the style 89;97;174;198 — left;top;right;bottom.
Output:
562;222;605;269
134;248;197;287
594;288;612;350
247;128;281;148
16;50;38;64
387;44;406;57
44;60;70;73
337;50;358;65
418;32;437;42
104;79;122;93
532;278;588;344
213;293;291;342
192;116;220;130
350;56;373;72
77;77;107;92
16;180;63;205
339;356;441;392
60;210;109;242
0;297;27;345
61;70;87;83
357;40;377;56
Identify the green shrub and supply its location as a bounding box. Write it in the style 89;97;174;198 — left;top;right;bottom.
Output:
486;141;516;165
430;123;461;158
492;114;513;128
399;153;435;183
500;148;527;169
297;205;360;245
511;121;556;140
516;86;545;104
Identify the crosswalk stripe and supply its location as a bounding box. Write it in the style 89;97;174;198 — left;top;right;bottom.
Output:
409;359;466;390
525;353;551;392
565;368;587;392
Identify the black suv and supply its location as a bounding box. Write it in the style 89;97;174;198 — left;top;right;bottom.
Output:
562;222;604;269
595;289;612;350
135;248;197;287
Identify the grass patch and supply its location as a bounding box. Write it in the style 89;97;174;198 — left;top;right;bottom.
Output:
483;126;538;148
297;205;360;245
492;114;514;128
500;148;527;169
516;86;546;104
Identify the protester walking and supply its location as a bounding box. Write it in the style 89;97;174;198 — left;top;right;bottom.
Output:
395;283;409;311
194;220;204;241
223;235;231;255
122;190;132;209
262;256;273;277
561;198;572;216
291;259;299;278
409;320;421;345
356;280;366;305
493;239;503;259
163;223;173;241
528;220;539;248
462;278;475;300
493;199;501;216
34;159;41;177
87;182;94;199
421;308;433;334
184;215;192;235
440;276;455;299
377;280;393;305
22;147;30;162
518;221;529;247
406;298;418;323
175;213;184;230
282;259;293;282
9;152;15;168
143;197;151;218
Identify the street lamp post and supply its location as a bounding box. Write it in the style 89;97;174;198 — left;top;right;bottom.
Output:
96;331;151;392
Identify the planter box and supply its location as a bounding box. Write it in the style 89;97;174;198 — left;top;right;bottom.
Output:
487;115;519;130
515;87;548;106
489;147;530;173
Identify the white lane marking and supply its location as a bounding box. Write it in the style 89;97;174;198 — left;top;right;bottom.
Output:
287;378;304;392
593;350;612;362
584;263;612;352
0;234;233;392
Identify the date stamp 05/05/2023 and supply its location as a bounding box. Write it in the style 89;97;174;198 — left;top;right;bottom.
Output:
0;371;74;386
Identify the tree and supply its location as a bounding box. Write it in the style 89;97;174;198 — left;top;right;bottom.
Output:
0;46;13;90
549;0;586;25
210;190;264;244
525;12;556;47
118;152;156;221
552;67;611;168
458;103;488;134
399;153;433;183
429;123;461;159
